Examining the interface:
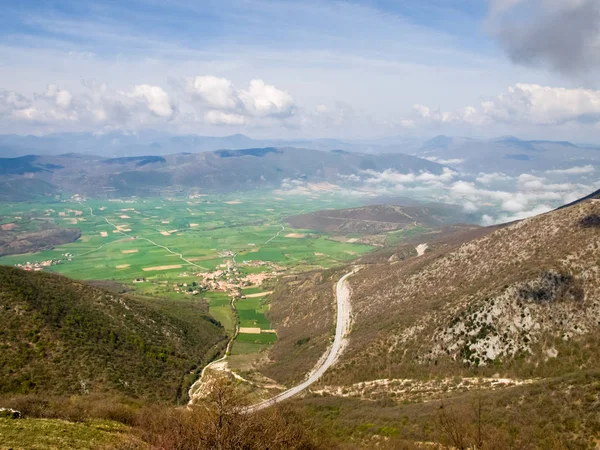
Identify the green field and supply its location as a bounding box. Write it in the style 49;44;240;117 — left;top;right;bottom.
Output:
0;191;373;364
233;291;278;354
0;191;371;280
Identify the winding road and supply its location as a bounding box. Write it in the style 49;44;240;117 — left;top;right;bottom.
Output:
243;269;356;412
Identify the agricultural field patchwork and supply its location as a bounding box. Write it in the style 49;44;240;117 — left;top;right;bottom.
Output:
0;191;374;364
0;191;370;279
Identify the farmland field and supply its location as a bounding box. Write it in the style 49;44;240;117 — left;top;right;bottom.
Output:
0;190;374;366
0;191;371;279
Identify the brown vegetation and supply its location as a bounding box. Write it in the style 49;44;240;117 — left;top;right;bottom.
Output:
0;227;81;257
287;204;477;235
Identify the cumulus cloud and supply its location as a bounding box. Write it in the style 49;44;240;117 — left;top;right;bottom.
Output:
488;0;600;75
0;75;301;131
405;83;600;128
127;84;174;118
0;82;177;131
362;167;457;187
40;84;73;109
186;75;240;110
475;172;513;184
545;165;596;174
411;104;484;126
482;84;600;125
185;75;296;125
449;171;596;224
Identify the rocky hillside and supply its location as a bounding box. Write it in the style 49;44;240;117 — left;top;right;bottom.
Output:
329;195;600;384
263;194;600;389
0;267;226;401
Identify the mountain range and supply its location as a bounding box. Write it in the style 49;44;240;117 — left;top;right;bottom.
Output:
414;135;600;175
0;147;444;200
1;132;598;179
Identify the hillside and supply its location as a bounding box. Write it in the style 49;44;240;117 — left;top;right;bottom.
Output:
264;196;600;386
0;267;226;402
0;148;444;200
255;195;600;446
286;203;478;235
0;227;81;257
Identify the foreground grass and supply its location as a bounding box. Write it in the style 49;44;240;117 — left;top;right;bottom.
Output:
0;418;133;450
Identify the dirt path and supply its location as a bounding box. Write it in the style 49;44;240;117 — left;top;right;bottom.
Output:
80;203;208;270
188;296;240;403
243;269;357;412
264;224;285;244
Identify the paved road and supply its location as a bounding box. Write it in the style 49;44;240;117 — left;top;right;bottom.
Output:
244;269;356;413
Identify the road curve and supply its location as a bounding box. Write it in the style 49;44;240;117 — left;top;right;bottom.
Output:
244;269;356;413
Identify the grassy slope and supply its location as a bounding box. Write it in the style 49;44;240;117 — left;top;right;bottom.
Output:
0;267;226;402
0;418;133;450
260;270;339;385
329;199;600;385
261;199;600;446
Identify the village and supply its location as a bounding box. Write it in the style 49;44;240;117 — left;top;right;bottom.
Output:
168;256;283;298
14;253;73;272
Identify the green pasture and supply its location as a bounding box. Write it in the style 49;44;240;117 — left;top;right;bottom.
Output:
0;192;372;285
0;191;373;362
202;291;236;334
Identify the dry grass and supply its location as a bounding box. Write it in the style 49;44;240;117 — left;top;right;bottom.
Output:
142;264;182;271
320;200;600;386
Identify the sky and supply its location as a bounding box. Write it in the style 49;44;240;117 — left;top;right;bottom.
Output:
1;0;600;140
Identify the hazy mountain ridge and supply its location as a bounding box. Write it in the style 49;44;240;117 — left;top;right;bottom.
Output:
0;132;371;158
0;147;445;200
415;134;600;174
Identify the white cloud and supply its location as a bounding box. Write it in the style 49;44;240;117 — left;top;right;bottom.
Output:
0;89;33;118
185;75;240;110
128;84;174;118
0;82;176;130
495;204;554;223
482;84;600;125
545;164;595;174
424;156;465;165
239;80;295;118
0;75;300;131
475;172;512;184
463;201;479;213
449;170;596;225
184;75;296;126
481;214;495;226
405;83;600;129
204;110;247;126
411;104;484;126
41;84;73;109
362;167;457;187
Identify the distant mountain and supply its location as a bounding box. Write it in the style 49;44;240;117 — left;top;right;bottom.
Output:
0;132;374;158
415;135;600;174
0;147;445;200
0;266;225;401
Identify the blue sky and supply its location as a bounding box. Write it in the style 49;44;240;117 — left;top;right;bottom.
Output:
1;0;599;140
